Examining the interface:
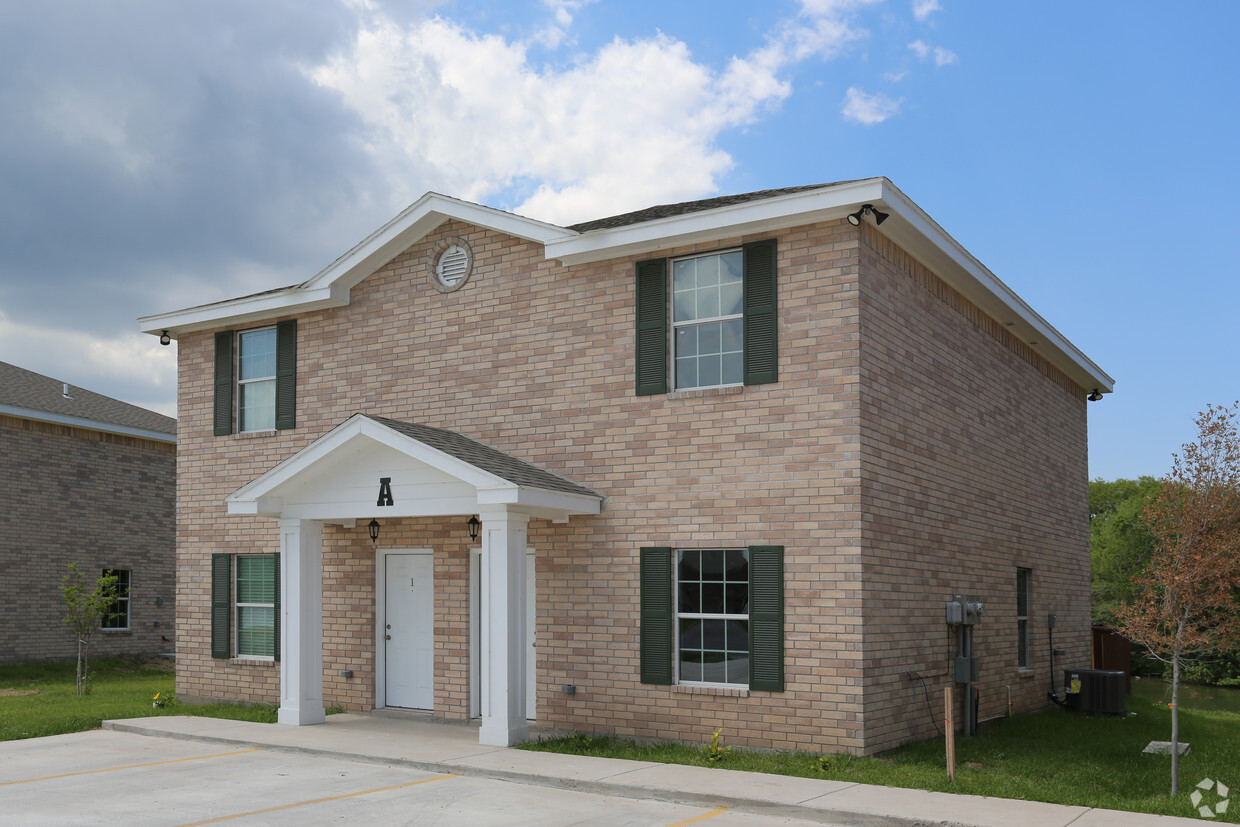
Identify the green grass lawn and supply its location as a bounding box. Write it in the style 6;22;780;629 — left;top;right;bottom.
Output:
522;678;1240;822
0;657;275;741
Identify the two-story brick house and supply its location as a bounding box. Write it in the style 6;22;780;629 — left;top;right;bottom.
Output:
1;361;177;663
140;177;1112;753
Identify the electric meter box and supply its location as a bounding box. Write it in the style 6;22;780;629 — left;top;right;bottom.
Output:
954;656;980;683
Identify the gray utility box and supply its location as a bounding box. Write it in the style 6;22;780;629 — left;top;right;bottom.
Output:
1064;668;1127;715
954;656;980;683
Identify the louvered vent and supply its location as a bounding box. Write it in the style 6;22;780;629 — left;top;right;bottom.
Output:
436;244;470;288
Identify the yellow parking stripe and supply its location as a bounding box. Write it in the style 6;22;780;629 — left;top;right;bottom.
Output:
666;806;729;826
177;773;458;826
0;749;259;786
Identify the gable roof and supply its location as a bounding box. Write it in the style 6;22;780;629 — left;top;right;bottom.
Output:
0;361;176;443
139;177;1113;395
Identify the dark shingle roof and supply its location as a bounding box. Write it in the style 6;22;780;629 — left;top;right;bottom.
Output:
0;361;176;437
565;181;861;233
364;415;600;499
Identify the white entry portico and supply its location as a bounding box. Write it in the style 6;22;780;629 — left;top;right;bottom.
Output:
225;414;602;746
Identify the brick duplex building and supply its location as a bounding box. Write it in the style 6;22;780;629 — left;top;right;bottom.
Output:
140;178;1112;753
0;361;177;662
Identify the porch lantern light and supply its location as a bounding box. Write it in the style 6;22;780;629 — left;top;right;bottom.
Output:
467;515;481;542
368;518;380;545
159;330;172;346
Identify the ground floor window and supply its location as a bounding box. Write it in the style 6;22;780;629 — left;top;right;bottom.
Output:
211;553;280;660
1017;567;1031;668
640;545;783;691
101;569;131;630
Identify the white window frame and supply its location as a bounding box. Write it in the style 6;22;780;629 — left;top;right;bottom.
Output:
101;568;131;631
674;548;750;688
235;554;276;660
1016;567;1031;668
236;326;277;433
670;249;745;391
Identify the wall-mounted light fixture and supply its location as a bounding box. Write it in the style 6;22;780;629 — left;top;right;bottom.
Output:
368;518;381;546
846;204;889;226
159;330;172;346
1087;390;1103;402
467;515;481;542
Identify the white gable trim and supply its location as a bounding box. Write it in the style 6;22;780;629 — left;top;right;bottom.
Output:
226;414;601;522
140;193;574;338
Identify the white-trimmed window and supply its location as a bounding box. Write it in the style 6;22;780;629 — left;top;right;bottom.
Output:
672;251;744;390
235;555;277;658
676;549;750;685
101;569;131;631
237;327;277;432
1016;567;1031;668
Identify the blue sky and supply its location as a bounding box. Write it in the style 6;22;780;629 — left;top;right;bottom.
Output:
1;0;1236;481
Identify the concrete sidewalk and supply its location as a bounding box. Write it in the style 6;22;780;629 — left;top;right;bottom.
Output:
103;714;1202;827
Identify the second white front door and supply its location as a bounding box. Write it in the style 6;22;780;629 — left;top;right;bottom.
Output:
385;552;434;709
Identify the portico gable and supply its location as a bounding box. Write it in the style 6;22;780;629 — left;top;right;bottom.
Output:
225;413;602;746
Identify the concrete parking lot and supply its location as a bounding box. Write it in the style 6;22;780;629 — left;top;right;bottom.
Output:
0;729;832;826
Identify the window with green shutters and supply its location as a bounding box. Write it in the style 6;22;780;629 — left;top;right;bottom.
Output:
213;319;297;435
640;545;783;691
211;553;280;660
635;239;777;395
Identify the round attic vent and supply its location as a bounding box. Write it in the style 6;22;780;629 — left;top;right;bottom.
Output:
431;240;473;292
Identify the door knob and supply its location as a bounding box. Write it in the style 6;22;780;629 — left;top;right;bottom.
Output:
385;634;391;640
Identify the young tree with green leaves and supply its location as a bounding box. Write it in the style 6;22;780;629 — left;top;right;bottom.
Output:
1089;476;1162;625
60;563;119;696
1116;402;1240;796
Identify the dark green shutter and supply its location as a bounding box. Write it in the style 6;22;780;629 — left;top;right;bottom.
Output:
213;332;234;436
211;554;232;659
639;547;673;684
634;258;668;396
271;553;281;661
742;239;778;386
275;319;297;430
748;545;784;691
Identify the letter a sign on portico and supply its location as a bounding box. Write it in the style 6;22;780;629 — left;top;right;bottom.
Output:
376;477;394;507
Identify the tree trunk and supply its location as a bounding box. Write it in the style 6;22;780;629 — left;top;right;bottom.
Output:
75;637;83;696
1171;653;1180;796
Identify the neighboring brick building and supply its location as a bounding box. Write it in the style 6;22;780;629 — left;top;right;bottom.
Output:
140;178;1112;754
0;361;177;663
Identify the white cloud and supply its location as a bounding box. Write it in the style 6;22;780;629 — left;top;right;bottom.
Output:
308;1;880;224
912;0;942;21
909;39;957;66
840;86;902;125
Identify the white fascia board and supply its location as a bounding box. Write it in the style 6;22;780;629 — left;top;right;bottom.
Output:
475;486;602;515
141;193;573;340
0;404;176;443
544;178;886;266
875;183;1114;393
139;285;344;338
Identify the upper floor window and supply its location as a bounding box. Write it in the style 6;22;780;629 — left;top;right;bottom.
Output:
673;252;744;390
213;320;297;436
238;328;277;432
635;239;777;396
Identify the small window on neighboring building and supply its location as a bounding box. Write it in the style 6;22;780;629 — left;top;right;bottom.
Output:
102;569;131;631
235;555;277;658
1016;567;1031;668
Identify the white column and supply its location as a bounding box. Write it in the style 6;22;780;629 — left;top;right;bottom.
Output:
277;518;326;725
478;507;530;746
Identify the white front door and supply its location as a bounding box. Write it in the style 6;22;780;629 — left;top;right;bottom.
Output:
385;552;433;709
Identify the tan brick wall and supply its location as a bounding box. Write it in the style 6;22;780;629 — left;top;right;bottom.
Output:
0;415;176;663
856;223;1090;751
174;214;1089;754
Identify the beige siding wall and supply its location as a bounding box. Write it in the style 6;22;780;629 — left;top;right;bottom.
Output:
856;223;1090;752
175;214;1089;754
0;415;176;663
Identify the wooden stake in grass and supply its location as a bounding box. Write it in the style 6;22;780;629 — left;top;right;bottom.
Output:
945;686;956;782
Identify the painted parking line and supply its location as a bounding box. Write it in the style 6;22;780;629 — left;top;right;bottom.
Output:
666;805;729;826
176;773;459;826
0;749;259;787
